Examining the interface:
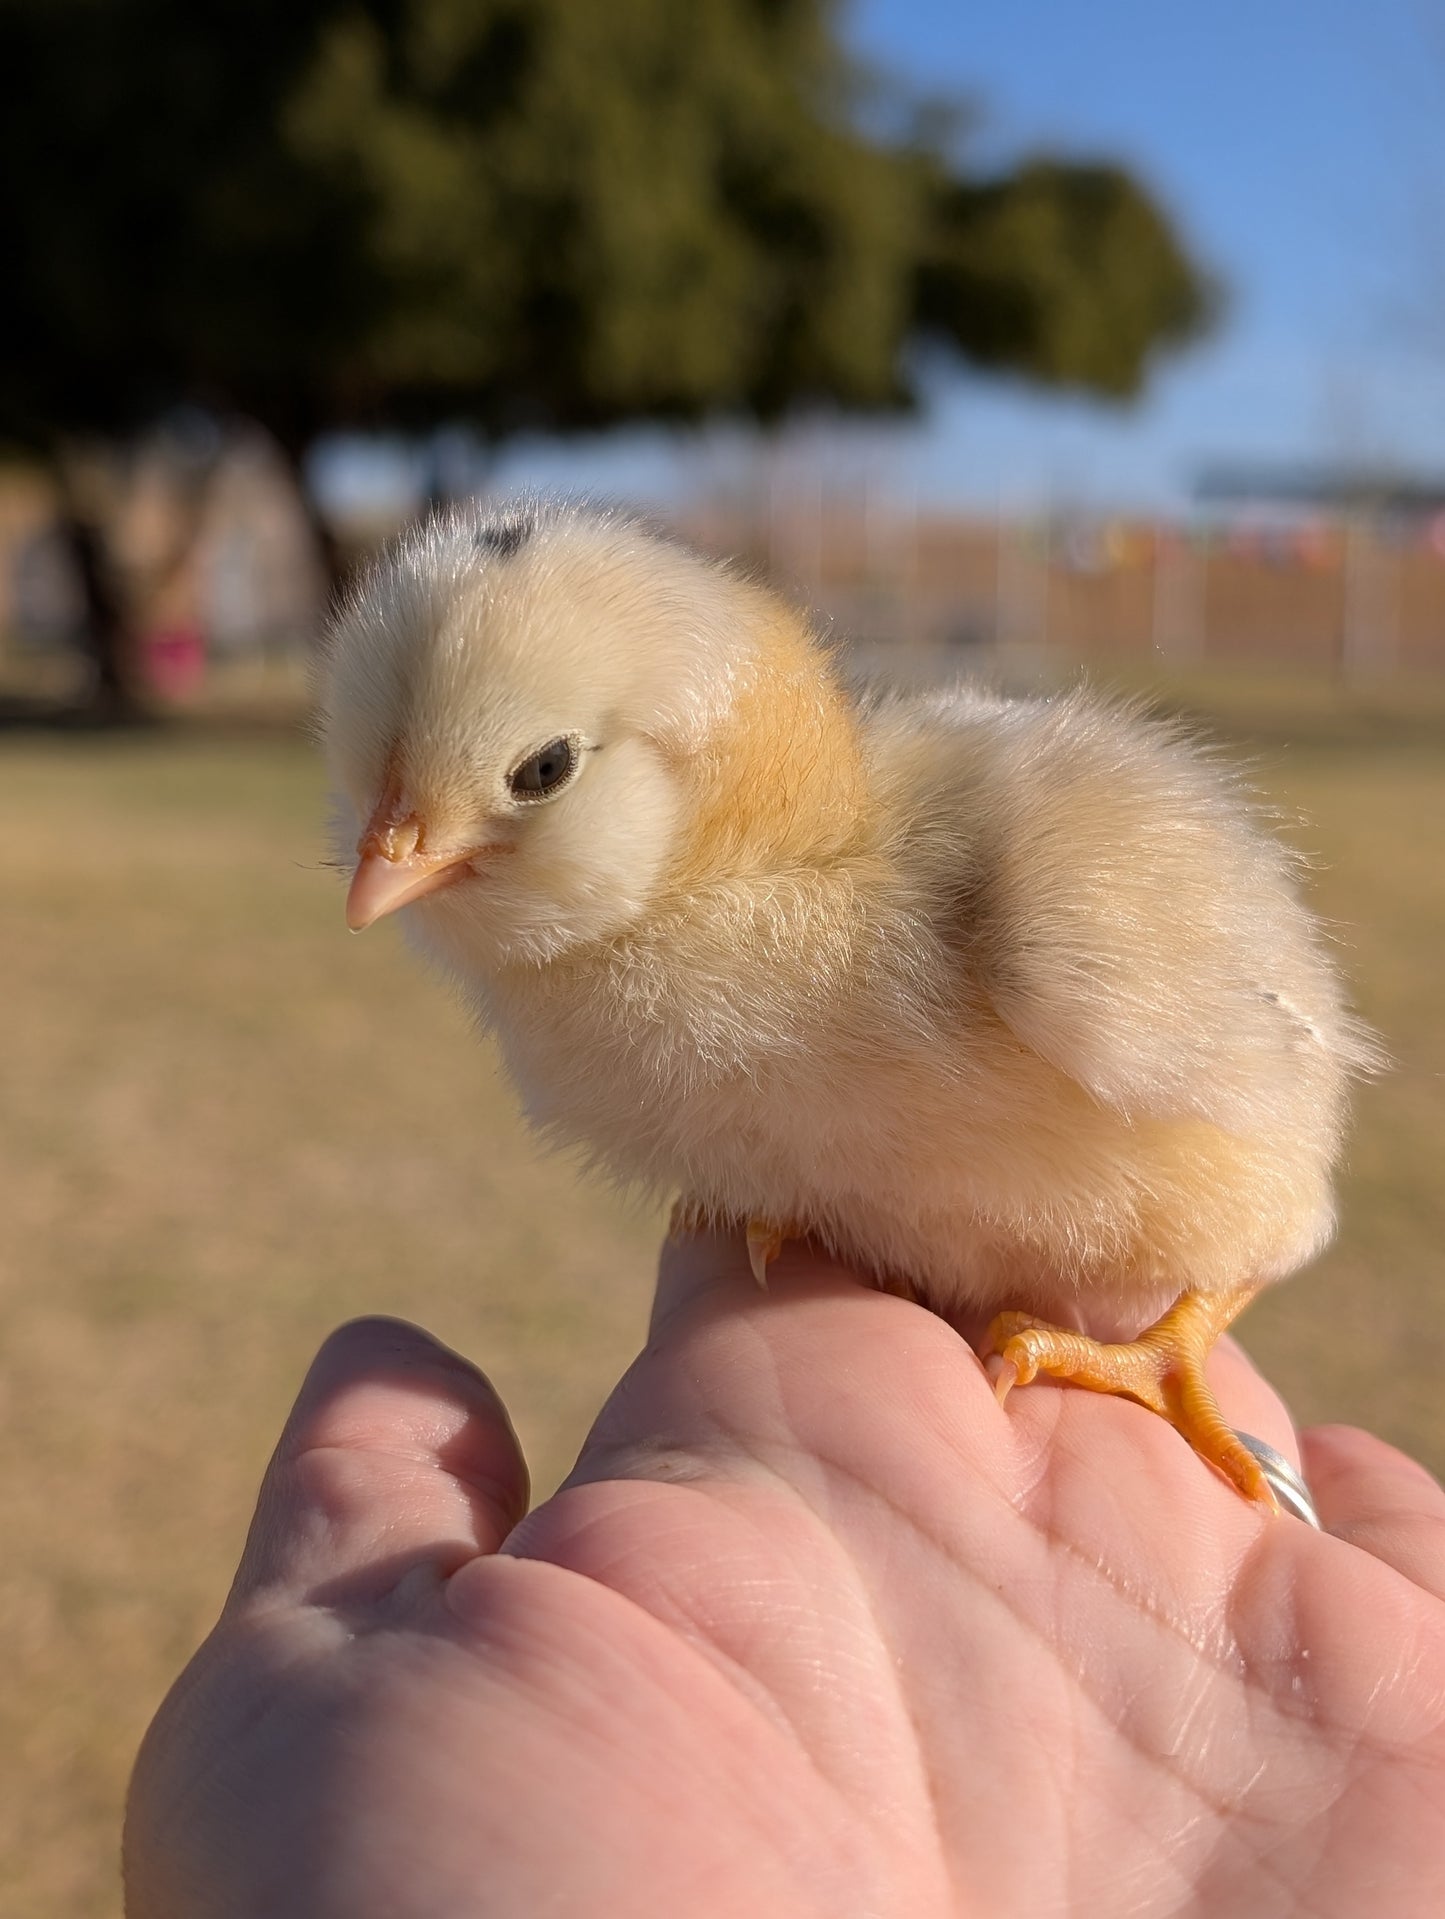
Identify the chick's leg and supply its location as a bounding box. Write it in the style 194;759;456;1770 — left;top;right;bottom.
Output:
987;1285;1275;1507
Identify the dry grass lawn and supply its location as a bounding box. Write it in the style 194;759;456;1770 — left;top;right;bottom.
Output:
2;664;1443;1915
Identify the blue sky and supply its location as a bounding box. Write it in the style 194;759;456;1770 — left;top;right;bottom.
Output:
321;2;1445;517
841;0;1445;507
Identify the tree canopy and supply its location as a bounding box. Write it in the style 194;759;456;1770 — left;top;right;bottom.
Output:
0;0;1215;460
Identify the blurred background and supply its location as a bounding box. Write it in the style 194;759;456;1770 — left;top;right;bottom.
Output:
2;2;1444;1911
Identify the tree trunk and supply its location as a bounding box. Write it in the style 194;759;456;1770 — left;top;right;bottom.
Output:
51;434;226;720
51;472;147;720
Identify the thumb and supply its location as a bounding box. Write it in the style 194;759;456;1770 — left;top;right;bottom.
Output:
228;1317;530;1612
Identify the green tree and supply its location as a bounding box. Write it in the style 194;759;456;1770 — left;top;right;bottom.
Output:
0;0;1213;709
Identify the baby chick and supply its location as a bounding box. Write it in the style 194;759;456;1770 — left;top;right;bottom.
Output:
321;498;1380;1508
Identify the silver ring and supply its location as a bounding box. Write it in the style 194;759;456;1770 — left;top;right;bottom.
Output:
1235;1431;1321;1528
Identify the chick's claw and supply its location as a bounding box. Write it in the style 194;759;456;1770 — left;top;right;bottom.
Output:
746;1220;784;1289
745;1219;804;1289
987;1286;1279;1508
669;1205;799;1290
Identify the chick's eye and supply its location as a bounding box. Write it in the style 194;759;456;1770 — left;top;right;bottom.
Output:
507;735;577;799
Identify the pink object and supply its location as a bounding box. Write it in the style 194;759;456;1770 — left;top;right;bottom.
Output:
141;626;206;700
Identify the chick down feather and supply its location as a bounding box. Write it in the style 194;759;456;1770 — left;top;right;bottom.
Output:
322;499;1380;1335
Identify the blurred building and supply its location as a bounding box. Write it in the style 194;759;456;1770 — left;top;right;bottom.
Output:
4;449;1445;690
684;479;1445;678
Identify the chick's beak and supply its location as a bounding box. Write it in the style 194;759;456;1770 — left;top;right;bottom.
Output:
346;801;486;932
346;845;473;932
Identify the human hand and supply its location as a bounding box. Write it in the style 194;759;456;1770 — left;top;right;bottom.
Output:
125;1236;1445;1917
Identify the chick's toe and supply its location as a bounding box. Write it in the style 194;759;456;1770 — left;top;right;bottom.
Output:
987;1285;1277;1508
746;1218;805;1289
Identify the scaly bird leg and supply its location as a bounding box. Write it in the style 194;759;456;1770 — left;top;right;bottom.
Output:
986;1285;1276;1507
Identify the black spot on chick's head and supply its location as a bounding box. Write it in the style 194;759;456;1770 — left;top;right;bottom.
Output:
477;510;534;560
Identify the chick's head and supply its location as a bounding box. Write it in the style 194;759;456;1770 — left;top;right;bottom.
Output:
322;501;750;966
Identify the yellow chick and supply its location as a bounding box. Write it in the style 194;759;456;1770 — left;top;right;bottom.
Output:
321;498;1380;1507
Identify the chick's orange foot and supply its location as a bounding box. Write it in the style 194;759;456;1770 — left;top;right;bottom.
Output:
986;1284;1277;1508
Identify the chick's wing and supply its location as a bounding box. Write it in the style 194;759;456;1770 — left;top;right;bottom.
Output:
865;686;1378;1136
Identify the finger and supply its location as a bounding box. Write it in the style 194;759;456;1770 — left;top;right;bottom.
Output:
228;1317;529;1612
1301;1424;1445;1599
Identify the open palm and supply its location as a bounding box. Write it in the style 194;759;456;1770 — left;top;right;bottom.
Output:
126;1235;1445;1917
